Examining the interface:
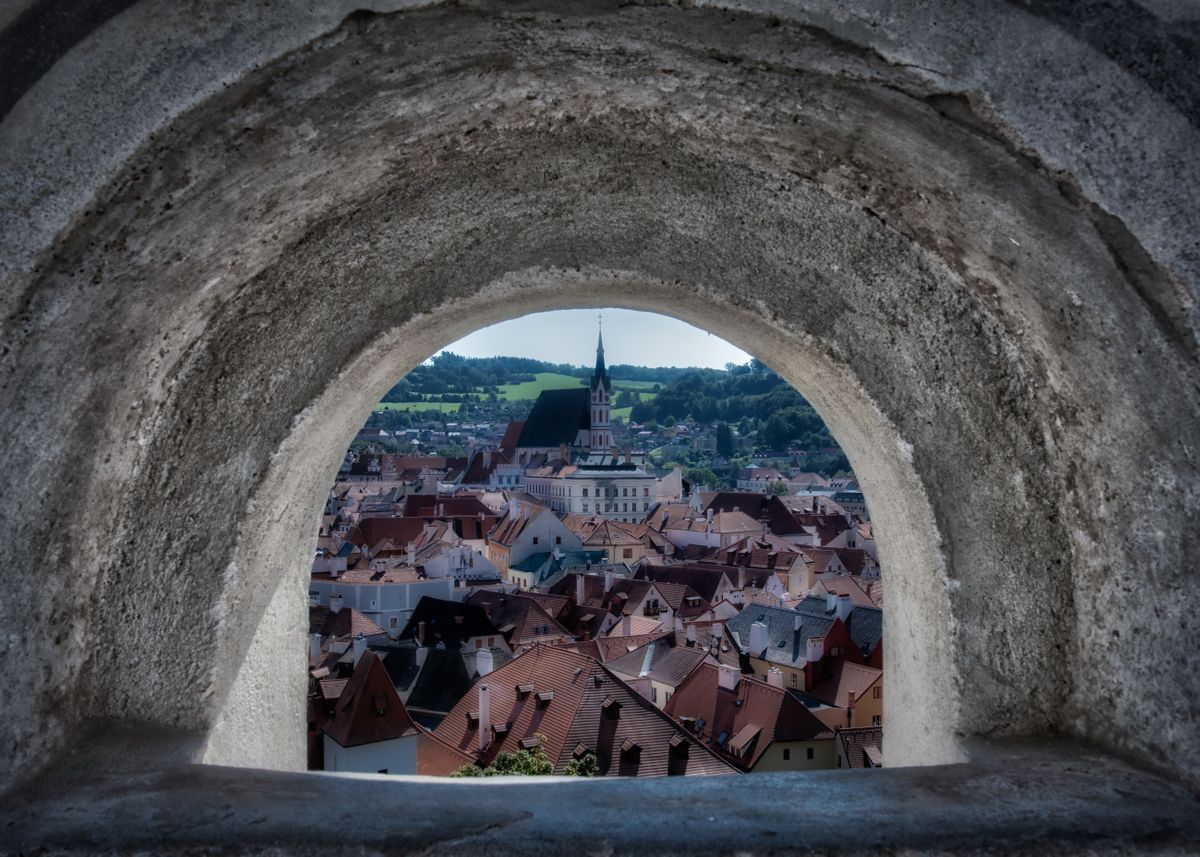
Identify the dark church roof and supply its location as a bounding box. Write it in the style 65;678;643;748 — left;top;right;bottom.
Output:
516;387;590;448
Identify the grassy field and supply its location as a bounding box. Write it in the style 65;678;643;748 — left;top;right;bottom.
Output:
496;373;585;400
611;406;634;422
374;373;659;412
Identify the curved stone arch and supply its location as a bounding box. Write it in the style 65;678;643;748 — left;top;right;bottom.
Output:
0;0;1195;798
201;271;961;771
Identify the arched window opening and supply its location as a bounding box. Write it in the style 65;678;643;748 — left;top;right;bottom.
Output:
307;309;885;777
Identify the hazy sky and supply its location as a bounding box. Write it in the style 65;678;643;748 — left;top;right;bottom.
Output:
437;308;752;369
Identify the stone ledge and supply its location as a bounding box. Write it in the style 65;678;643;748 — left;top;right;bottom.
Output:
5;729;1198;854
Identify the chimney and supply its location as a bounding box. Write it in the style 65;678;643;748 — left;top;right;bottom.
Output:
415;646;428;669
825;591;837;613
749;620;768;656
806;635;824;663
559;443;568;463
576;574;586;605
738;566;746;591
793;614;803;633
407;541;416;566
309;633;322;663
622;610;632;637
417;620;426;646
604;570;615;593
766;668;784;689
483;450;492;469
476;648;494;678
478;684;491;753
706;508;713;525
624;446;632;465
717;663;740;692
330;593;344;614
812;495;819;513
352;633;367;666
836;593;852;623
686;624;696;646
308;591;320;608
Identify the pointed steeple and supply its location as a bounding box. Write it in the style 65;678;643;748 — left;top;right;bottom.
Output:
591;317;609;391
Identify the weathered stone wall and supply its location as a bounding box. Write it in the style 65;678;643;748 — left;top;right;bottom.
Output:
1;1;1196;794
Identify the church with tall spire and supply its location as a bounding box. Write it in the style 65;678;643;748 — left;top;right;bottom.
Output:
588;321;613;453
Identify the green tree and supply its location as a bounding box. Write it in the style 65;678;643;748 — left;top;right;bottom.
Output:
563;751;598;777
716;422;734;458
451;740;554;777
685;466;719;489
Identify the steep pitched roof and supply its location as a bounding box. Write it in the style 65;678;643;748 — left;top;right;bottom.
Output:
809;660;883;708
465;590;573;646
606;638;708;688
844;603;884;659
322;651;420;748
499;421;525;452
726;601;836;668
309;606;387;641
398;597;498;649
665;663;834;771
416;731;476;776
433;645;736;778
516;388;590;448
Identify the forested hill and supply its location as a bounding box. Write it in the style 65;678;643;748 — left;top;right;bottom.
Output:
379;353;841;456
381;352;733;400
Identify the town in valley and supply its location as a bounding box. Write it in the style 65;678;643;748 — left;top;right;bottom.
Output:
308;325;883;778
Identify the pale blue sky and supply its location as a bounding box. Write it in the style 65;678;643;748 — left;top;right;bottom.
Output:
437;308;752;369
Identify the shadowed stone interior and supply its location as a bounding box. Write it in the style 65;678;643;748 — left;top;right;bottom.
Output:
1;1;1198;850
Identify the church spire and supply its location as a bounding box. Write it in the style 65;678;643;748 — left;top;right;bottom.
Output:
591;316;609;391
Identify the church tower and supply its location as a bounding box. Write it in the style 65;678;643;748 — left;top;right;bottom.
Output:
589;322;613;453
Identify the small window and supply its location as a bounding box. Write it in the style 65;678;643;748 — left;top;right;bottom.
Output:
475;639;483;649
806;747;814;760
532;536;539;545
873;686;882;700
783;748;790;761
555;536;562;545
790;673;798;688
623;548;633;559
651;686;657;703
872;715;881;726
488;637;495;646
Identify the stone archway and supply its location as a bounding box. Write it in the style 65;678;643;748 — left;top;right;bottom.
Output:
1;0;1197;805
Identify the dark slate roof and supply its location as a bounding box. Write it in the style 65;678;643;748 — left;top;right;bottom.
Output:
726;601;835;668
398;597;498;649
606;638;708;688
516;387;590;448
406;647;474;714
845;604;883;657
374;642;422;692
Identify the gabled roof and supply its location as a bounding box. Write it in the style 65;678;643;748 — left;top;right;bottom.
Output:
516;388;590;448
665;663;834;771
309;606;387;641
416;731;476;776
817;576;877;608
433;645;736;778
398;597;498;649
465;591;573;646
606;638;708;688
488;503;558;547
322;652;420;748
403;494;493;518
700;534;805;570
726;601;836;667
844;603;883;657
809;660;883;709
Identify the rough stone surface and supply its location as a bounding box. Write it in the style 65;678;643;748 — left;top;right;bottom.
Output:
0;0;1197;818
4;732;1199;854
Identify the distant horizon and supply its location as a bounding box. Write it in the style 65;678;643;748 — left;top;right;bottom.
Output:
436;308;753;370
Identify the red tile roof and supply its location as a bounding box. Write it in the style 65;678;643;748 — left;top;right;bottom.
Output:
433;645;736;778
665;663;834;771
322;652;421;748
810;660;883;709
